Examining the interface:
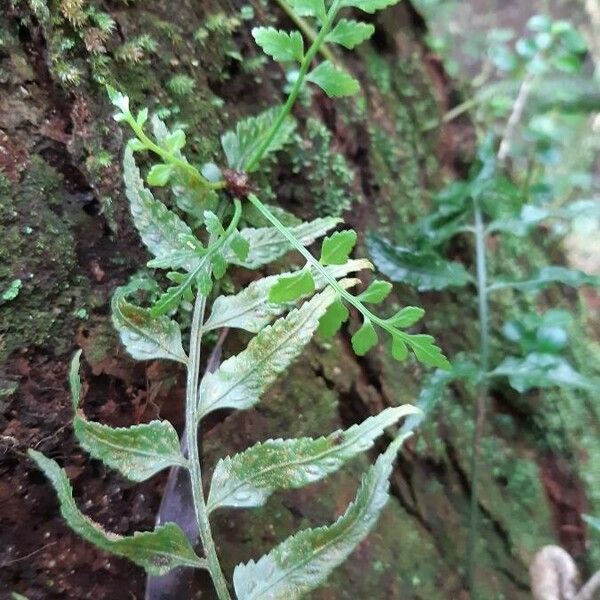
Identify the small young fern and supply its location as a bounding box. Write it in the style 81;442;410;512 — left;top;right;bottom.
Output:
29;1;449;598
107;0;449;369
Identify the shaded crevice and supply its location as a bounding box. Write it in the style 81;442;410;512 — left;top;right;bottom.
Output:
388;468;434;534
313;358;370;430
444;436;514;558
394;451;429;515
444;438;532;591
539;452;587;558
314;344;434;533
15;10;99;210
497;565;532;592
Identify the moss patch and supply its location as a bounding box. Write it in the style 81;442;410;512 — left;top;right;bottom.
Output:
0;160;86;361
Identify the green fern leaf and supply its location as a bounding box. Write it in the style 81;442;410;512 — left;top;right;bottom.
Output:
69;349;83;411
387;306;424;327
252;27;304;63
391;335;408;361
150;263;210;317
320;230;357;265
491;353;595;393
74;419;187;481
230;232;250;262
123;148;204;271
146;163;174;187
225;217;340;269
307;61;360;97
268;270;316;304
204;259;372;332
232;432;412;599
351;319;378;355
339;0;402;13
326;19;375;49
151;116;218;223
357;280;392;304
28;451;204;575
408;334;450;369
198;284;355;418
112;289;187;364
317;297;349;338
288;0;326;19
207;405;418;512
68;352;186;481
489;266;600;293
367;234;473;292
221;107;296;172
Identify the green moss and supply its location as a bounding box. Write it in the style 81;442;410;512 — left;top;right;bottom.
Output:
166;73;196;96
0;159;84;360
417;398;553;590
195;11;241;42
290;119;356;217
360;49;440;240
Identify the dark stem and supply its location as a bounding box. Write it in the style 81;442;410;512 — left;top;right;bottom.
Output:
466;199;490;598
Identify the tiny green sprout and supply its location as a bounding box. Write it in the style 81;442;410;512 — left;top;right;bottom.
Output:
74;307;89;320
240;5;254;20
167;74;196;96
95;150;113;168
1;279;22;303
115;35;158;64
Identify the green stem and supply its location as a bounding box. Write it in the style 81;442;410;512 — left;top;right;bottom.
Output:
126;115;226;191
182;200;242;600
185;294;231;600
216;198;243;249
466;199;490;599
245;0;341;173
274;0;339;64
247;193;412;345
